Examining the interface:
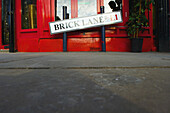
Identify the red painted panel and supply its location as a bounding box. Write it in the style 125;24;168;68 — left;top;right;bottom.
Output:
0;0;2;48
71;0;75;18
15;0;21;50
97;0;102;14
106;38;131;52
17;38;39;52
51;0;55;21
92;38;102;51
15;0;21;32
67;38;102;52
40;0;54;38
117;0;129;26
169;0;170;51
43;0;51;30
74;0;78;18
38;38;152;52
122;0;129;25
39;39;63;52
20;32;39;38
68;38;94;51
142;38;152;52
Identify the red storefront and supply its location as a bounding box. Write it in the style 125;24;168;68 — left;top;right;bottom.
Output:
0;0;155;52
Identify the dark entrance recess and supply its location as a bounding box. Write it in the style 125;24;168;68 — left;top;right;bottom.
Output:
1;0;15;52
156;0;170;52
2;0;9;46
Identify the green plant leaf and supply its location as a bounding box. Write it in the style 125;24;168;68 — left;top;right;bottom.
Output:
127;0;153;38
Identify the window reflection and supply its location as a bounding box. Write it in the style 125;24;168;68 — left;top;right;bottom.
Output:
21;0;37;29
104;0;122;13
78;0;97;17
55;0;71;20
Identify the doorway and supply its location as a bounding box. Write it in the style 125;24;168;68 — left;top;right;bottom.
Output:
1;0;10;46
1;0;15;51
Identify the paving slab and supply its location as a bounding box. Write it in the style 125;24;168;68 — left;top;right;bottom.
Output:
0;52;170;113
0;52;170;68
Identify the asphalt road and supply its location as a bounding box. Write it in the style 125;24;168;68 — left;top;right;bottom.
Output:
0;52;170;113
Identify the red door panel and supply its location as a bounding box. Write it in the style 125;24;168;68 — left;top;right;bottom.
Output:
15;0;39;52
0;0;2;49
169;0;170;50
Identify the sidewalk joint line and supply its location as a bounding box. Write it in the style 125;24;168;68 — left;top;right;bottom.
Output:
0;66;170;69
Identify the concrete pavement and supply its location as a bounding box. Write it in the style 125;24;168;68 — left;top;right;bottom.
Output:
0;52;170;68
0;52;170;113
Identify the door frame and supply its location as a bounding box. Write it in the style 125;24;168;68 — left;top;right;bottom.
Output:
8;0;15;52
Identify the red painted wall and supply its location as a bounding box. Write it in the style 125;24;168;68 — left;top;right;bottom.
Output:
169;0;170;51
0;0;2;49
14;0;154;52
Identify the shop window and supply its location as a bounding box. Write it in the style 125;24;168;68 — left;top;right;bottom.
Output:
21;0;37;29
55;0;71;20
104;0;122;13
78;0;97;17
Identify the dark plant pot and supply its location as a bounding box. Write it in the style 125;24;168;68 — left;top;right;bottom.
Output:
131;38;143;52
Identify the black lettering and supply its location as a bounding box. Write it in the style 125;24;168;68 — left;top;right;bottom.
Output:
82;20;85;26
74;21;80;27
99;16;104;23
54;24;60;30
68;22;73;28
87;19;93;25
93;17;99;24
65;22;69;29
60;23;65;29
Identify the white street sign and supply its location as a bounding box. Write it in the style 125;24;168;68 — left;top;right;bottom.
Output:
49;11;122;34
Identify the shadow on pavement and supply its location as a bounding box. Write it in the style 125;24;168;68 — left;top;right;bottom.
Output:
0;69;151;113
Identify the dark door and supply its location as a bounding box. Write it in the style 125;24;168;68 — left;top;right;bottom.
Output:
157;0;170;52
169;0;170;51
2;0;10;46
1;0;15;52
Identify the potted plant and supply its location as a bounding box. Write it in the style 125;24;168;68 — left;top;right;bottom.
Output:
126;0;154;52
